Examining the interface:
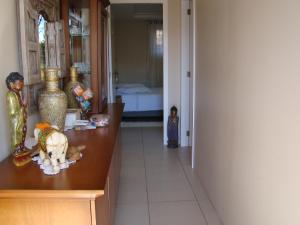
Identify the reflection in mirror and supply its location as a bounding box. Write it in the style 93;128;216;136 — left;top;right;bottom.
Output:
38;14;47;80
69;5;91;88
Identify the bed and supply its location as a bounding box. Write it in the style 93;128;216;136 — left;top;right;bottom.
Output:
116;83;163;121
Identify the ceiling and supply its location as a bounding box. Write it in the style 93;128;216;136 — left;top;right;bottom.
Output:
111;4;163;21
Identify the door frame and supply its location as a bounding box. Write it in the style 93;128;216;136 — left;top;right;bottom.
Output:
191;0;197;168
180;0;197;167
109;0;169;144
108;1;197;166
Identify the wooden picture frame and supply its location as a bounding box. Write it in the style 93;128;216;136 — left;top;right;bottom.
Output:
17;0;61;85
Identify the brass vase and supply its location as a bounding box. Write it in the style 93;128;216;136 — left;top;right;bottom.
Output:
64;67;83;108
38;68;67;131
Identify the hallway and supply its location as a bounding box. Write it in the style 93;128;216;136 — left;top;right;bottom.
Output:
115;127;221;225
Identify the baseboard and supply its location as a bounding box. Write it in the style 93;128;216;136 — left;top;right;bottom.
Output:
121;121;163;127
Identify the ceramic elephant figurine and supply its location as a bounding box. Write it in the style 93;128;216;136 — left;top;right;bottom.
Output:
34;123;68;174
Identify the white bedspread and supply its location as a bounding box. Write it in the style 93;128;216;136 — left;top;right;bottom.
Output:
116;84;163;112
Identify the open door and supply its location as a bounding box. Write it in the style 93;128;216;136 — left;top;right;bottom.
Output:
181;0;192;147
191;0;197;168
181;0;197;168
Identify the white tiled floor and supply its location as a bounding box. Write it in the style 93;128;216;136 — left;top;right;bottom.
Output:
115;127;222;225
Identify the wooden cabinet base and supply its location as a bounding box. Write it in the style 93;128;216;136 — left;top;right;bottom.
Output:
0;104;123;225
0;199;92;225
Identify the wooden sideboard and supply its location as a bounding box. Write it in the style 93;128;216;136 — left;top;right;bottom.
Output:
0;103;123;225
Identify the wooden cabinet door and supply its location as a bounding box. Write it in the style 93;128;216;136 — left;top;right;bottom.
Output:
17;0;41;85
57;21;67;77
108;132;122;225
98;5;108;112
0;199;92;225
45;21;66;77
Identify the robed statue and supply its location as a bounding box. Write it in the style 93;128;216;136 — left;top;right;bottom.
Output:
6;72;31;166
167;106;179;148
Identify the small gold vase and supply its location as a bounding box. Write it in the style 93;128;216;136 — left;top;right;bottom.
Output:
64;67;84;108
41;68;46;81
38;68;67;131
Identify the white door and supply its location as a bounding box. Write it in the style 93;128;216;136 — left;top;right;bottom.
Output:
191;0;197;168
181;0;192;147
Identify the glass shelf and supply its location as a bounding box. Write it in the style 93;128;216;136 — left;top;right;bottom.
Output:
69;4;91;88
70;33;90;37
63;0;109;112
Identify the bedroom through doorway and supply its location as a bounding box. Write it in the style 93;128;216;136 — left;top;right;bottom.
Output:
110;4;164;124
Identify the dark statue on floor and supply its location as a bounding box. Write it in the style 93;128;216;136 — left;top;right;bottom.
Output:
167;106;179;148
6;72;31;166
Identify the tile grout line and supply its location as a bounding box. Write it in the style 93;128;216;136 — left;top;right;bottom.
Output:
145;199;198;204
141;127;152;225
176;150;209;225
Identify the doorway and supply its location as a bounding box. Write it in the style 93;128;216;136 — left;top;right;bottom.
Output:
109;4;164;124
107;0;196;167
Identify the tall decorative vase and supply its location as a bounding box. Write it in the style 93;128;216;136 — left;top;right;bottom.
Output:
39;68;67;131
64;67;83;108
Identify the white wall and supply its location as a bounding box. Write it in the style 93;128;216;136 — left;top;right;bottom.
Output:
113;19;149;84
195;0;300;224
167;0;181;118
0;0;40;161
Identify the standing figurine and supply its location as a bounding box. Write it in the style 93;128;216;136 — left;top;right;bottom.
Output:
167;106;179;148
6;72;31;166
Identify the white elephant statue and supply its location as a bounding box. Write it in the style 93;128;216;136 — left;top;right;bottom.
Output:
34;124;68;174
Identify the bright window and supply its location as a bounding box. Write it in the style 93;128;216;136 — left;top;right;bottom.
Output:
156;29;163;46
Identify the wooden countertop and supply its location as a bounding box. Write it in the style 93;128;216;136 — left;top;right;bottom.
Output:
0;103;123;199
